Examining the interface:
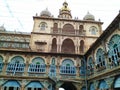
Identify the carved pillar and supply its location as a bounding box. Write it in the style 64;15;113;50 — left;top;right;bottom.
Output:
49;44;52;52
76;66;80;77
46;56;51;76
75;45;78;54
57;44;59;53
46;65;50;76
24;55;30;76
94;80;99;90
56;65;60;77
59;44;62;53
2;53;10;75
56;56;60;77
2;62;7;75
21;80;27;90
105;77;114;90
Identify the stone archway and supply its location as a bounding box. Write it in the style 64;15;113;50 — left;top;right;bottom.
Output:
60;82;77;90
61;38;75;54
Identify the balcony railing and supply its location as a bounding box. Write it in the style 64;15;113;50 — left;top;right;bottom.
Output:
28;64;46;73
60;66;76;75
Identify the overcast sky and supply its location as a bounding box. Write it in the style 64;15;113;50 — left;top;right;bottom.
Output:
0;0;120;32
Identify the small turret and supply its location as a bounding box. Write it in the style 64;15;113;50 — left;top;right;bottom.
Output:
58;1;72;19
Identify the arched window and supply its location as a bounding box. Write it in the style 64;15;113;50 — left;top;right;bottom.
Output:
6;56;25;74
61;38;75;54
0;56;3;71
60;59;76;75
79;25;84;34
62;24;75;34
89;83;94;90
49;58;56;77
96;48;106;70
39;22;47;30
53;23;58;33
51;38;57;52
114;76;120;88
99;80;108;90
28;57;46;73
80;40;84;53
108;34;120;67
87;57;94;75
89;26;97;35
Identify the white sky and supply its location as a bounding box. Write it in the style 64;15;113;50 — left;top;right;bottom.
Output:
0;0;120;32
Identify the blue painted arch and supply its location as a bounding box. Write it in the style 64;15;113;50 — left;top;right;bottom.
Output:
99;80;108;89
10;56;24;63
108;34;120;49
3;80;20;87
90;83;94;90
32;57;45;64
62;59;74;66
114;77;120;88
26;81;44;88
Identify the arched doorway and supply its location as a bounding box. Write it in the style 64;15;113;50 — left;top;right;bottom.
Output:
60;82;76;90
61;38;75;54
114;77;120;90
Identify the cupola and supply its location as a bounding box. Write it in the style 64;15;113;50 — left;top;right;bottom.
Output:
40;8;52;17
83;12;95;21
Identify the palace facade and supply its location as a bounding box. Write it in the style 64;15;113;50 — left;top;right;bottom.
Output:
0;1;120;90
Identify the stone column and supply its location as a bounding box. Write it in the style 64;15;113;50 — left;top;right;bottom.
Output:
76;66;80;77
46;65;50;76
2;53;10;75
59;44;62;53
24;55;30;76
56;56;60;77
49;44;52;52
75;45;78;54
105;77;114;90
2;62;7;75
56;65;60;77
94;80;99;90
21;80;27;90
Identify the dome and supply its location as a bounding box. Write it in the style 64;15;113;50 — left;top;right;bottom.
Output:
40;8;51;17
0;25;6;31
83;12;95;21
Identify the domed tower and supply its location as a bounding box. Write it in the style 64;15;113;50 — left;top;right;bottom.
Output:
83;12;95;21
58;1;72;19
40;8;52;17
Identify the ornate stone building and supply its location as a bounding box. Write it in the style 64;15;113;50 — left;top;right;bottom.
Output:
86;12;120;90
0;1;120;90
